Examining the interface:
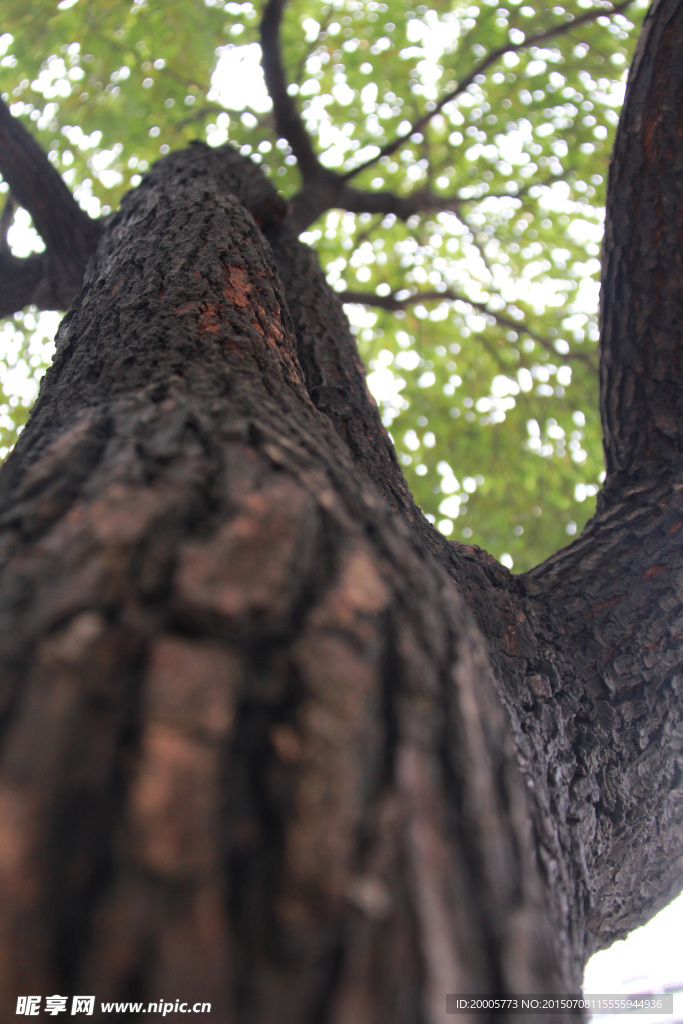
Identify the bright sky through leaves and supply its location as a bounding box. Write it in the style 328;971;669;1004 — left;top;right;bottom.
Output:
0;0;649;570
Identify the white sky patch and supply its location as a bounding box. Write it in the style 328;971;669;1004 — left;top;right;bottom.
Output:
7;208;44;257
395;350;421;371
539;179;573;210
439;494;461;518
491;374;519;397
31;56;72;99
367;364;406;408
0;312;59;409
438;460;460;493
209;43;271;112
584;891;683;1019
88;144;124;190
499;273;569;314
495;129;532;167
568;214;604;247
405;11;460;100
573;276;601;316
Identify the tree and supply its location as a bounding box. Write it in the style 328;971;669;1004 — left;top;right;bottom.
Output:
0;0;648;567
0;0;681;1021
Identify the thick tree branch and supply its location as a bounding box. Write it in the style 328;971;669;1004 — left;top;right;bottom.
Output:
289;156;572;232
0;98;101;314
0;0;681;991
321;182;462;220
289;179;467;233
599;0;683;482
260;0;322;181
522;472;683;953
0;99;98;264
517;0;683;952
342;0;636;182
262;0;531;233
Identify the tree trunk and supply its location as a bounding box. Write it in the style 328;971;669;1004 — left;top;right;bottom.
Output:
0;2;681;1021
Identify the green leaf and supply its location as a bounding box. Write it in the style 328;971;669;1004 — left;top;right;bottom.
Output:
0;0;649;570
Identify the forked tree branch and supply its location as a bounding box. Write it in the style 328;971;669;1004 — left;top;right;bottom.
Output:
261;0;634;235
260;0;322;180
598;0;683;479
259;0;472;230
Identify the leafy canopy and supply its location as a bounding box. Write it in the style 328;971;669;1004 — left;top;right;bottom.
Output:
0;0;647;569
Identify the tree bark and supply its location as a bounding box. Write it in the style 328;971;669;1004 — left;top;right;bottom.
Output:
0;2;681;1021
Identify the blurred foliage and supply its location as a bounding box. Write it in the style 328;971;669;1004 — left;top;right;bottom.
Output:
0;0;648;569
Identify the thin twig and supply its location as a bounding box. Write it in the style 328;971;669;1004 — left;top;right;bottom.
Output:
341;287;596;367
341;0;635;182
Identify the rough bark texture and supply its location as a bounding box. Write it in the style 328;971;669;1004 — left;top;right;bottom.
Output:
0;1;681;1022
0;147;561;1022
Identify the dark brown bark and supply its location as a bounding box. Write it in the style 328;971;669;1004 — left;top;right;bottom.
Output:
0;98;102;315
0;146;560;1022
0;1;681;1021
600;0;683;479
